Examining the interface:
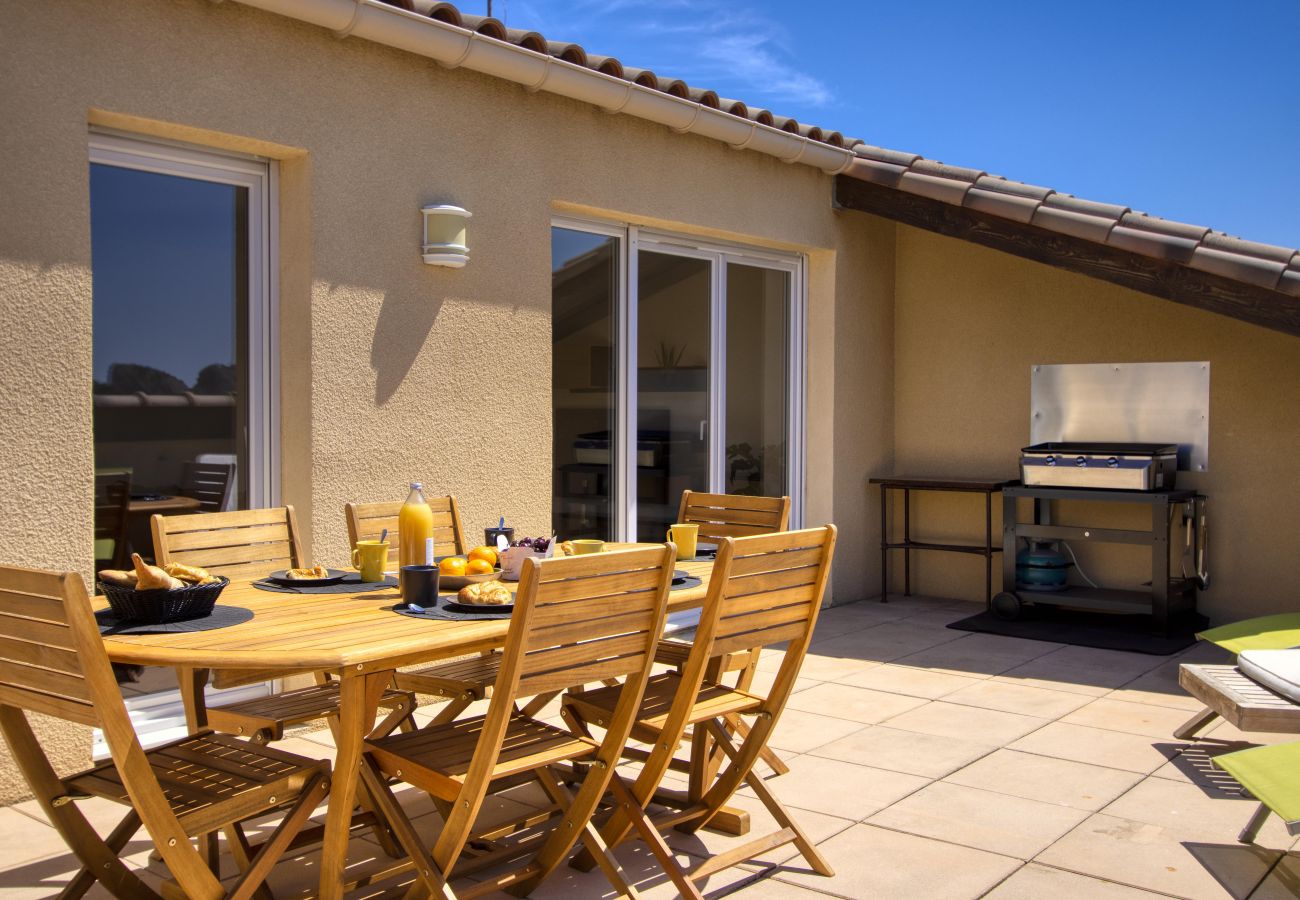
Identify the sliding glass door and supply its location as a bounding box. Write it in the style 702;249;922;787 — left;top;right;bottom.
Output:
552;220;803;541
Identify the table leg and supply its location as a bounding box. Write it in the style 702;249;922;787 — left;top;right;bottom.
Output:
903;488;911;597
319;669;387;900
178;667;210;732
985;491;993;609
879;485;889;603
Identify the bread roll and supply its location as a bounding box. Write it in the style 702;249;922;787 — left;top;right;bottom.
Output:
457;581;512;605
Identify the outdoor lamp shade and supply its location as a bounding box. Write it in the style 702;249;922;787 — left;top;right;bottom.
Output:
421;204;471;267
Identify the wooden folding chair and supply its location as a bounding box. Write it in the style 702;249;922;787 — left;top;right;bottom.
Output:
344;495;469;570
179;462;235;514
563;526;837;896
153;506;414;744
0;565;329;899
656;490;794;777
94;471;133;571
360;545;676;898
346;496;510;725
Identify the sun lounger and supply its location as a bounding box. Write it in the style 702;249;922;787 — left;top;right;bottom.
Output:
1174;615;1300;738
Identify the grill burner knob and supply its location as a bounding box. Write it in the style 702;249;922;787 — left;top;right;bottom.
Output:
1045;455;1056;466
1075;456;1087;467
1107;456;1119;468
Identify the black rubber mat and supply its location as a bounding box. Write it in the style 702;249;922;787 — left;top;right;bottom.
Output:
947;607;1208;655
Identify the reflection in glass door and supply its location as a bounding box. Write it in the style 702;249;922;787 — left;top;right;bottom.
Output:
551;221;803;542
635;250;712;541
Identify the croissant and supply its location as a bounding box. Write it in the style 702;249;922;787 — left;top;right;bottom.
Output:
132;553;184;590
163;562;212;584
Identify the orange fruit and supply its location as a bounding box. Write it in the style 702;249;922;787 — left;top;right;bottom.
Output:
465;558;494;575
438;557;467;577
467;545;498;566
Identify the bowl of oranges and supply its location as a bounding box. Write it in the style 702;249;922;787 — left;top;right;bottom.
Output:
435;545;503;591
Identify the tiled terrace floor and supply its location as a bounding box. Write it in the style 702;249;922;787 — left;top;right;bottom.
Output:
2;595;1297;899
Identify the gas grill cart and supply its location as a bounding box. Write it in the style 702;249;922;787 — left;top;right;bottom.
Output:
995;443;1209;635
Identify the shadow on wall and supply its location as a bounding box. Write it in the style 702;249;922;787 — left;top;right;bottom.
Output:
371;290;445;405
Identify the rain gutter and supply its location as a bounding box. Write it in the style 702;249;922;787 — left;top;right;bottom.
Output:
222;0;857;174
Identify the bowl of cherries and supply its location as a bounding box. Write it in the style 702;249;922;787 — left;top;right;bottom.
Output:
498;536;555;581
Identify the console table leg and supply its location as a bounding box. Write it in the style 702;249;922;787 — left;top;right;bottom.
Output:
903;488;911;597
879;484;889;603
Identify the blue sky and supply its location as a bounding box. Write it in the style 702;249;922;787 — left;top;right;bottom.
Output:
489;0;1300;250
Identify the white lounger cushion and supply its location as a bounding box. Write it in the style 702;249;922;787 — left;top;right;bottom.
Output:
1239;650;1300;705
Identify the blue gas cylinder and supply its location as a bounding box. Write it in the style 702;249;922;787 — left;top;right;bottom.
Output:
1015;541;1071;591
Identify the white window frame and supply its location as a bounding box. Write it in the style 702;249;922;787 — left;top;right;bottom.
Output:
88;132;280;752
551;215;808;538
89;131;280;508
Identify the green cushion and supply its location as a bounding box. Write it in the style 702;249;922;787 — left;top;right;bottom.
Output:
93;538;117;561
1198;614;1300;655
1215;741;1300;824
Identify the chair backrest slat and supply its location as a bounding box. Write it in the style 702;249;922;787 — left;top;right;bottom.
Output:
345;497;468;565
0;569;108;727
677;491;790;544
152;506;304;582
180;462;235;513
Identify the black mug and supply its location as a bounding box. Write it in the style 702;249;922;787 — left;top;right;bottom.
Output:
401;565;440;607
484;526;515;551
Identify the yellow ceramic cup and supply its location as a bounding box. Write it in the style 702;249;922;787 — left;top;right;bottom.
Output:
571;539;605;555
351;540;390;583
666;523;699;559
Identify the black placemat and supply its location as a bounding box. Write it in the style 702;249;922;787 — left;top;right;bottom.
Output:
394;596;514;621
252;574;399;594
394;573;701;623
97;605;254;635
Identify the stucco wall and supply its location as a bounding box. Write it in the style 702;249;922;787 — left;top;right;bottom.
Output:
891;225;1300;622
0;0;890;801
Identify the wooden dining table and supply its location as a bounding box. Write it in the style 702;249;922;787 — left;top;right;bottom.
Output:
95;546;715;899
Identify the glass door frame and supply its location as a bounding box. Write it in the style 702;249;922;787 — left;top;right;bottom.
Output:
88;130;280;507
88;131;280;752
553;215;807;537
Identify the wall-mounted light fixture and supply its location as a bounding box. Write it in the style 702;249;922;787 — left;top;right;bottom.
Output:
421;204;471;267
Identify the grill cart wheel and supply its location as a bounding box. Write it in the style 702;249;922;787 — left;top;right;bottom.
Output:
991;591;1022;621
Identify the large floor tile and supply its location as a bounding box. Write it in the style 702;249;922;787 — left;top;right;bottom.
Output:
766;709;868;754
893;633;1061;679
943;748;1143;812
785;682;927;725
787;652;879;683
997;645;1164;695
942;678;1094;719
1250;851;1300;900
982;862;1169;898
1062;697;1201;739
809;725;996;779
0;807;67;866
879;700;1047;745
1036;812;1279;898
737;754;929;821
771;823;1021;899
662;793;853;869
867;781;1088;859
835;663;981;699
1101;776;1296;847
1108;659;1207;711
1008;722;1184;774
811;622;963;664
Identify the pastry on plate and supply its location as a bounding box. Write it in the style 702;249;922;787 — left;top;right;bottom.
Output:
285;565;330;580
457;581;512;606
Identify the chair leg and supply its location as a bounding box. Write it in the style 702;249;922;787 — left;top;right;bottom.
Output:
359;757;456;900
371;696;417;739
606;772;704;900
724;714;789;776
227;772;329;900
1239;802;1272;844
1174;706;1220;740
429;693;475;725
59;808;145;900
222;823;276;900
532;767;642;898
0;708;155;900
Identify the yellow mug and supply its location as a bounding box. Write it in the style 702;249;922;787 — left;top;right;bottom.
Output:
571;539;605;555
666;523;699;560
351;540;390;583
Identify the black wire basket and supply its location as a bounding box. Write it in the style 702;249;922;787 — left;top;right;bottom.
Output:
99;577;229;624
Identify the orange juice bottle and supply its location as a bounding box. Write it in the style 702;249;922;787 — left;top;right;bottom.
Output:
398;482;435;589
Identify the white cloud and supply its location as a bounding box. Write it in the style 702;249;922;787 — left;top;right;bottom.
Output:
504;0;832;108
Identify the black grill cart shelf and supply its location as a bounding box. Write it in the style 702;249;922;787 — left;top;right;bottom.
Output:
999;485;1205;634
870;477;1018;606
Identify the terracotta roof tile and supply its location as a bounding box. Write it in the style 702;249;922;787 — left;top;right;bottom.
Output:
372;1;1295;301
965;187;1041;224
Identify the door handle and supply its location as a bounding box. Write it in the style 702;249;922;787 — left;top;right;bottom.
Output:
699;419;707;441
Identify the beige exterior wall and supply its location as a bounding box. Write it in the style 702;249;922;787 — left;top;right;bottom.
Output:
0;0;891;800
891;225;1300;622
